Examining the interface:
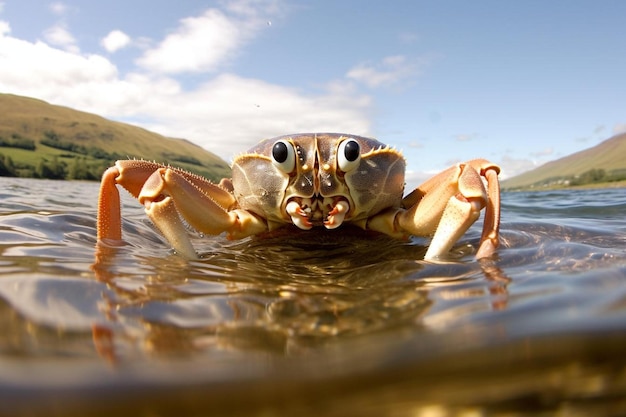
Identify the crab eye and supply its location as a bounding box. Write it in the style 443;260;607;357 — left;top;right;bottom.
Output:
337;138;361;172
271;139;296;173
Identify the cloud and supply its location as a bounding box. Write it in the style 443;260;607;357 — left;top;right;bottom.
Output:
405;154;536;189
0;1;372;164
101;30;131;53
346;55;423;89
0;15;371;162
0;20;9;35
41;1;78;52
223;0;282;17
43;23;78;52
137;9;237;73
0;33;118;99
132;74;372;159
136;0;276;74
404;169;432;190
49;2;68;15
497;155;539;180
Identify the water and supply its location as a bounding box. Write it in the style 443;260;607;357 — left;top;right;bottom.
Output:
0;177;625;416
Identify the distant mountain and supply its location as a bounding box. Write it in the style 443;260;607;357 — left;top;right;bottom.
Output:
0;93;231;181
502;133;626;190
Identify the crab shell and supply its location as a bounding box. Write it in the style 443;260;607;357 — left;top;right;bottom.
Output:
231;133;406;230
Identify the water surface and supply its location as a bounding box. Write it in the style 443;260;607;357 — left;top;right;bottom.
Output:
0;177;625;416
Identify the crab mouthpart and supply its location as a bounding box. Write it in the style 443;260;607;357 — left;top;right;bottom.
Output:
286;197;350;230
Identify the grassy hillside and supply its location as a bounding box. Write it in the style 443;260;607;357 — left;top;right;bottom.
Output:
0;93;231;181
502;133;626;190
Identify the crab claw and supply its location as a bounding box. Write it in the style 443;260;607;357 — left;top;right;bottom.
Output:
286;201;313;230
324;200;349;229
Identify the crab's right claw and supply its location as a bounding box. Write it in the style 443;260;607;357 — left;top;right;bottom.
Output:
96;160;267;259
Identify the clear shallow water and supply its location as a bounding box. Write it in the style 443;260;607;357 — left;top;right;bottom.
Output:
0;177;625;416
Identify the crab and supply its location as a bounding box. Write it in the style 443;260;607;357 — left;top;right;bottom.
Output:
96;133;501;260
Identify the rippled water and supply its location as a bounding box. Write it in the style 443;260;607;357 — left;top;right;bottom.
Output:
0;177;625;416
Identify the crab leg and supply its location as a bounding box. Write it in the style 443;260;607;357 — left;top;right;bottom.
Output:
141;180;198;258
475;167;500;259
97;166;124;241
390;159;500;260
96;160;267;258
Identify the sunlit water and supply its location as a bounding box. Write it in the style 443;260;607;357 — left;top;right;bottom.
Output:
0;177;625;416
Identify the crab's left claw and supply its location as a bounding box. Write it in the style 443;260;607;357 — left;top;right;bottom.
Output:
404;159;500;259
367;159;500;260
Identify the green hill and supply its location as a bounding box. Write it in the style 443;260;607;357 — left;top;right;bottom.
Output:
0;93;231;181
502;133;626;190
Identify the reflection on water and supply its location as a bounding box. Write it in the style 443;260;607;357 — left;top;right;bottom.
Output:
1;177;626;416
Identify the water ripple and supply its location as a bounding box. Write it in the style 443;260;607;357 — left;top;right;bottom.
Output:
1;177;626;415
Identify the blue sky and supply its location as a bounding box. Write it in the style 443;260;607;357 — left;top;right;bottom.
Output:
0;0;625;189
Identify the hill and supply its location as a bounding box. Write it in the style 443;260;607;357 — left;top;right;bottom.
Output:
502;132;626;190
0;93;231;181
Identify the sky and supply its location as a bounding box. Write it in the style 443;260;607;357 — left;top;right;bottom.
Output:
0;0;625;189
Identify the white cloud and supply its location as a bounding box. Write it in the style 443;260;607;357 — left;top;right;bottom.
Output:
132;74;372;160
0;20;9;35
101;30;131;53
0;22;371;162
49;2;68;15
0;30;119;102
137;9;237;73
48;1;68;16
137;1;275;74
0;1;372;165
43;23;78;53
346;55;421;89
404;169;431;191
497;155;540;180
223;0;281;17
